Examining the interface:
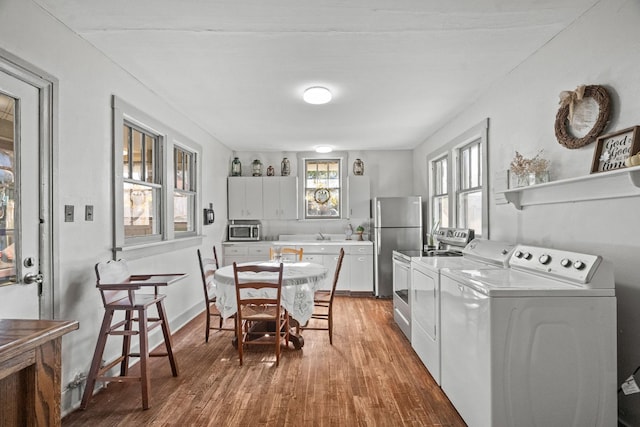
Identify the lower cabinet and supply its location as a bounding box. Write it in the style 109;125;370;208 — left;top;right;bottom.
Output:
223;242;373;294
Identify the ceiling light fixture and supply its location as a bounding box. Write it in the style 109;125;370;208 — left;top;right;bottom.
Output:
303;86;332;105
315;146;333;153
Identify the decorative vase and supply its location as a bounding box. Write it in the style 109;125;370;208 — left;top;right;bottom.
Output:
353;158;364;175
252;159;262;176
231;157;242;176
266;165;274;176
281;157;290;176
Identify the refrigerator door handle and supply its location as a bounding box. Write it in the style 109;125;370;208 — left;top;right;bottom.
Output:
376;229;381;255
375;200;381;228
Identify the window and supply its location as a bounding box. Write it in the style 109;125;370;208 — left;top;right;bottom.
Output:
457;140;482;232
304;159;341;219
122;124;161;238
173;146;196;233
113;96;202;258
432;156;449;228
427;119;488;238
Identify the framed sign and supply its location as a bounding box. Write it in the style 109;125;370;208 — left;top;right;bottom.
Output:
590;126;640;173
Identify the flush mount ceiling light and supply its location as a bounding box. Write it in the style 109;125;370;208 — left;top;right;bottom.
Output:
315;146;333;153
303;86;332;105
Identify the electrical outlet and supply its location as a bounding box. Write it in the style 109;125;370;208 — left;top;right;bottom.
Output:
85;205;94;221
64;205;74;222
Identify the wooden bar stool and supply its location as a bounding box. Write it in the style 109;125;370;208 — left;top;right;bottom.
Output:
81;260;182;410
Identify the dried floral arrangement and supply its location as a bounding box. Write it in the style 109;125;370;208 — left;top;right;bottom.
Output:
510;150;550;176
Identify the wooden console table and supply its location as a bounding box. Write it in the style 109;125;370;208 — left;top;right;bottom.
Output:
0;319;79;427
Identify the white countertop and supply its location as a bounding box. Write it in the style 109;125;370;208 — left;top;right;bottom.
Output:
223;239;372;246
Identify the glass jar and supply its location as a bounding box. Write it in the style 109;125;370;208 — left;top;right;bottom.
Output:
281;157;290;176
231;157;242;176
353;158;364;175
252;159;262;176
266;165;275;176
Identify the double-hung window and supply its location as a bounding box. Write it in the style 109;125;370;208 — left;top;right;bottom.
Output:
304;158;341;219
113;96;202;258
427;119;488;238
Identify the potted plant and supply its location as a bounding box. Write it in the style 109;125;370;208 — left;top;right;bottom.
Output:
355;225;365;241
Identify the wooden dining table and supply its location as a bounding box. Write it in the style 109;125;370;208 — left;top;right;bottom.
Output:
213;261;328;349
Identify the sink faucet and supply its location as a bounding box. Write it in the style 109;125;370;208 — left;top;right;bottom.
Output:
318;232;326;240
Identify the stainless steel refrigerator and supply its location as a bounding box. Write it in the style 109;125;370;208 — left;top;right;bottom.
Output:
372;196;423;297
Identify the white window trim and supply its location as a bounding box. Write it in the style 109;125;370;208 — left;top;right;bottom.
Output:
426;118;489;238
112;96;202;259
296;151;347;221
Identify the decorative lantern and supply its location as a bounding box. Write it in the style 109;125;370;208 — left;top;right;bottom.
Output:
353;158;364;175
231;157;242;176
266;165;275;176
281;157;290;176
252;159;262;176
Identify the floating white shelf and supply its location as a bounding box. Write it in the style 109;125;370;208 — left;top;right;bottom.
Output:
499;166;640;210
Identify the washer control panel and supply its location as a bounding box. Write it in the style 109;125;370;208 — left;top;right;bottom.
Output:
510;245;602;284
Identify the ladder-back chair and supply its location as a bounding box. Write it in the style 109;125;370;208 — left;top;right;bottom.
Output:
197;248;234;342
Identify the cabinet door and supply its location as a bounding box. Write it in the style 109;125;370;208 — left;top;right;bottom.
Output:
278;177;298;219
350;254;373;293
227;178;245;219
228;177;263;219
262;178;280;220
324;254;350;291
348;175;371;218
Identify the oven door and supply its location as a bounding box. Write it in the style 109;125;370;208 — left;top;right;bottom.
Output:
392;252;411;340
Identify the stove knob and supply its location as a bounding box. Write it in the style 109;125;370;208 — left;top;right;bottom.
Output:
560;258;572;268
573;260;586;270
523;252;532;260
539;254;551;265
514;250;523;258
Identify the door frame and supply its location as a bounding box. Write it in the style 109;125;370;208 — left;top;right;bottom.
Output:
0;48;58;319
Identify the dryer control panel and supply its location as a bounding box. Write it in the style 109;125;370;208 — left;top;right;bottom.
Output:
509;244;603;285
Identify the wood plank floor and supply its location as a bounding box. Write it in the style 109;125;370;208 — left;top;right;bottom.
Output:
63;296;466;426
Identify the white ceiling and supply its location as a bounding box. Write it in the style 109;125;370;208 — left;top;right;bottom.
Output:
34;0;599;152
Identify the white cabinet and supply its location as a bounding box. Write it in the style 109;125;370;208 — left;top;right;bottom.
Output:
228;177;263;219
348;245;373;293
262;177;298;220
222;243;270;266
347;176;371;218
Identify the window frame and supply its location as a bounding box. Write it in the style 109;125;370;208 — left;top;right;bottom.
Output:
112;96;202;260
297;151;347;221
426;119;489;238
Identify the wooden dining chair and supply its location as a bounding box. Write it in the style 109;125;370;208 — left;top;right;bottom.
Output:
232;262;289;366
81;260;179;410
301;247;345;344
269;246;303;261
197;249;234;342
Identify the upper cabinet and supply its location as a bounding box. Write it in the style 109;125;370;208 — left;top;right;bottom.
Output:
263;177;298;220
347;175;371;218
228;177;263;219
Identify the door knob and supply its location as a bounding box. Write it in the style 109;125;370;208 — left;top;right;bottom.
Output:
23;272;43;285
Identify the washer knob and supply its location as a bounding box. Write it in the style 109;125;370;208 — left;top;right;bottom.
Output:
514;250;523;258
560;258;572;268
539;254;551;265
523;252;532;260
573;260;586;270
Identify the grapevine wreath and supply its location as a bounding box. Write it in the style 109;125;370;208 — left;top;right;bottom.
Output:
554;85;611;149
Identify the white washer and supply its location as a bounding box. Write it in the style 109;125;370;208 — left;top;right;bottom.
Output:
410;239;514;385
440;244;617;427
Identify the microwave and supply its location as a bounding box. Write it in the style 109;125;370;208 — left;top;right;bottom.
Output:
228;223;261;241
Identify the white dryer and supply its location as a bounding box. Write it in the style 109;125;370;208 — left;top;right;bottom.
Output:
410;238;514;385
440;244;617;427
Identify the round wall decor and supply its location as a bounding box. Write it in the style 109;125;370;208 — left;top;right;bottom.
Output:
554;85;611;149
313;188;331;204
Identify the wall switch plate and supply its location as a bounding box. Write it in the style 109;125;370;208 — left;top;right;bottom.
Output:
85;205;94;221
64;205;74;222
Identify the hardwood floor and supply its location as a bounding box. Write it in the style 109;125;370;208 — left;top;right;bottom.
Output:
63;296;465;426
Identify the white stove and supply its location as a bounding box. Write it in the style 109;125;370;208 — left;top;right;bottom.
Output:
440;244;617;427
409;238;514;385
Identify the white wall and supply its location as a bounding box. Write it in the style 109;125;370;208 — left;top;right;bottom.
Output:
413;0;640;424
1;0;231;414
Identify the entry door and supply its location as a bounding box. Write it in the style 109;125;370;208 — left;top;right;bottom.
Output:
0;70;41;318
